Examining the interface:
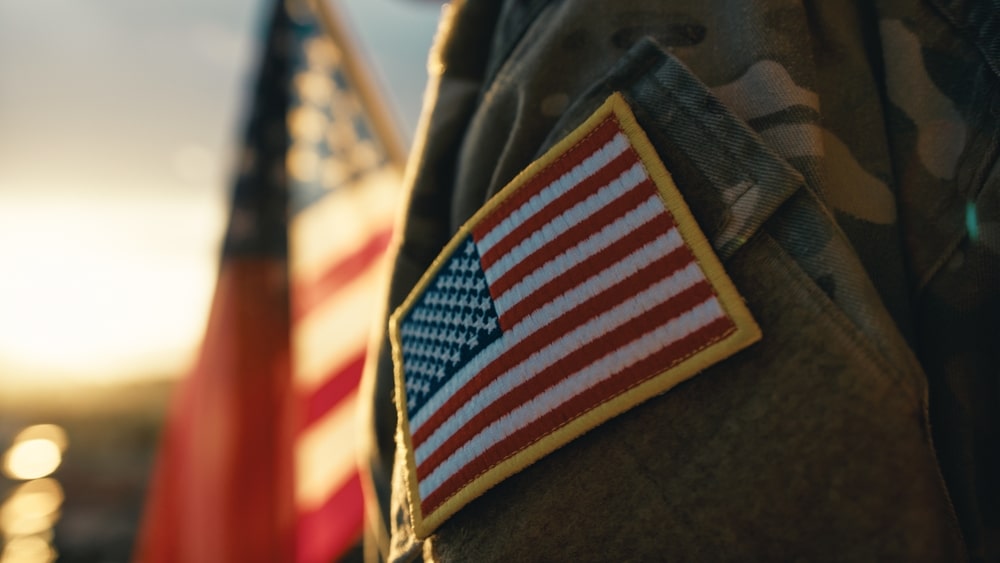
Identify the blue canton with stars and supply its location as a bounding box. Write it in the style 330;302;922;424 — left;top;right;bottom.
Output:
400;236;502;418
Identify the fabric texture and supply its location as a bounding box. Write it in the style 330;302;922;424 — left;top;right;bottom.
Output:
360;0;1000;560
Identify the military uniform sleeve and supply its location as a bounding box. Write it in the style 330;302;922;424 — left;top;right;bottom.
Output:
362;0;1000;560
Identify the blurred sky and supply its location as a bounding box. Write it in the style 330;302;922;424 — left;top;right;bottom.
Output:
0;0;442;391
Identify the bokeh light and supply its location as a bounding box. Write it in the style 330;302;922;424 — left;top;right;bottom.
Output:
0;535;57;563
2;425;68;481
1;480;64;538
10;427;67;453
3;441;61;481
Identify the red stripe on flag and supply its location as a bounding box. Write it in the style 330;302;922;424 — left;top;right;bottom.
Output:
422;316;736;514
411;238;695;449
295;471;365;563
415;280;717;479
299;350;367;430
490;179;657;296
292;227;393;323
477;149;639;269
472;118;621;240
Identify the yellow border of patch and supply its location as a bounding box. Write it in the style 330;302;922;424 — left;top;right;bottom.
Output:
390;92;762;538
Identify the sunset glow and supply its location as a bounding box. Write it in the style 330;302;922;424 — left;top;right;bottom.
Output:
0;193;225;390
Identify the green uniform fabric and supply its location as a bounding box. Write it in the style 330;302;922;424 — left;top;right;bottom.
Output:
360;0;1000;560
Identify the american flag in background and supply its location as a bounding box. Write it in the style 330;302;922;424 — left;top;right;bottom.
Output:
135;1;402;561
286;8;401;561
394;101;759;535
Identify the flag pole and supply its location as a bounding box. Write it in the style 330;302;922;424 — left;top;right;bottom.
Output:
308;0;409;169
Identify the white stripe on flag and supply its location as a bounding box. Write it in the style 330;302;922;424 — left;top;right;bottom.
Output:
418;297;725;498
293;263;384;390
295;392;360;511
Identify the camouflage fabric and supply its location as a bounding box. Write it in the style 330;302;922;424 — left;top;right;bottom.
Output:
360;0;999;560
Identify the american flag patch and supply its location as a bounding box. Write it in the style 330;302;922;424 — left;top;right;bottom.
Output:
390;92;761;537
